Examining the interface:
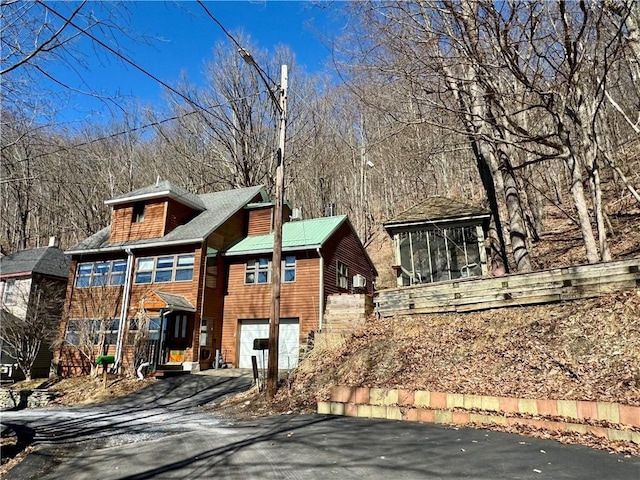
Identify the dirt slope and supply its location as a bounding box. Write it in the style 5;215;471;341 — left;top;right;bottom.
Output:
282;289;640;411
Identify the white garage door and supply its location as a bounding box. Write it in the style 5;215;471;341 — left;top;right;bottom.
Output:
238;318;300;369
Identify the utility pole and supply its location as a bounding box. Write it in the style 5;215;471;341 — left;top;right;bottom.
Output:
238;48;287;399
267;64;287;399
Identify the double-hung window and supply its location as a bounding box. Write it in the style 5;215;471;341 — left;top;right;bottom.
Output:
337;261;349;289
245;257;270;284
92;262;110;287
110;260;127;286
175;255;195;281
76;263;93;288
2;279;17;305
135;258;154;284
154;256;174;283
283;255;296;282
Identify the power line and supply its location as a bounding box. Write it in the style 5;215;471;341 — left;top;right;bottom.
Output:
38;1;218;119
196;0;279;88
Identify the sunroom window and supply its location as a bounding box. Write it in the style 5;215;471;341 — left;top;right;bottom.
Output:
396;225;483;286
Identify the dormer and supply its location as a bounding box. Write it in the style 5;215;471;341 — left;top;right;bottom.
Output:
245;201;293;236
105;181;205;243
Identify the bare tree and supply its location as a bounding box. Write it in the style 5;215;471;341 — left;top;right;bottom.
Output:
0;278;65;380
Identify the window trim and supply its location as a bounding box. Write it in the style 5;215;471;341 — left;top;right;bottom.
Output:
337;261;349;289
2;279;18;305
75;260;130;288
245;257;271;285
244;255;297;285
132;201;145;223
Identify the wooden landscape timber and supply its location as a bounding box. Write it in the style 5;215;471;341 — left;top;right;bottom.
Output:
375;258;640;316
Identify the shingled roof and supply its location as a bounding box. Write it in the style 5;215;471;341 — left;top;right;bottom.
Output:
0;247;70;279
67;185;267;254
384;196;490;229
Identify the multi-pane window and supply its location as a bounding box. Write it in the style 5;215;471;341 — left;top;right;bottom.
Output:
64;319;119;345
245;256;297;284
283;255;296;282
396;226;483;286
337;261;349;289
245;257;270;284
134;254;195;284
75;260;130;288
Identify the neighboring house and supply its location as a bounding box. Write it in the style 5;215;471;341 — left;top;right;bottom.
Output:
384;197;490;286
58;181;376;374
0;240;70;380
222;214;377;369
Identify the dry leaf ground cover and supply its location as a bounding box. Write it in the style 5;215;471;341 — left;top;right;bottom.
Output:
283;289;640;410
248;289;640;455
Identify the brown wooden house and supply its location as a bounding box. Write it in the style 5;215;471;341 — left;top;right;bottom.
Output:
222;214;376;369
58;181;269;374
58;181;376;374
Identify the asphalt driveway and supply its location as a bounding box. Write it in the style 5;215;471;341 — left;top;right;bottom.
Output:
2;375;638;479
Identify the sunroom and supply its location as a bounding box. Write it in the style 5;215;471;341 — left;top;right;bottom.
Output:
384;197;491;286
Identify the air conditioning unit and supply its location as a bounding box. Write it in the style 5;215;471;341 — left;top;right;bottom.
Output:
352;274;367;289
290;207;302;221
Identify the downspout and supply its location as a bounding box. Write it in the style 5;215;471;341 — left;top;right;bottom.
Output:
316;247;324;331
114;248;134;371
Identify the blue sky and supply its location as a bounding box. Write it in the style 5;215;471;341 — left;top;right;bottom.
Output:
44;1;347;124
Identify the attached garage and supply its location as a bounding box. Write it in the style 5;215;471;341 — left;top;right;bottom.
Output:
238;318;299;369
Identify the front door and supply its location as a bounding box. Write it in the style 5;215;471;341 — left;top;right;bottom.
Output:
164;313;191;363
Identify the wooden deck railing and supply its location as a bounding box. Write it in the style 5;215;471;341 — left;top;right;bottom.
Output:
375;258;640;316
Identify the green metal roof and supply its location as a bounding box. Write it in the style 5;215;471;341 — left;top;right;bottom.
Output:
225;215;347;256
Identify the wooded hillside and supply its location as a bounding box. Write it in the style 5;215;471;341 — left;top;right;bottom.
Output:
2;1;638;276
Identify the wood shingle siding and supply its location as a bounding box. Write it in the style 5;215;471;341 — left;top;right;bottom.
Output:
247;207;273;236
109;200;167;243
165;199;199;235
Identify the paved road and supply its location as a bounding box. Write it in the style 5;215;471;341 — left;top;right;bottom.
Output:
2;375;638;479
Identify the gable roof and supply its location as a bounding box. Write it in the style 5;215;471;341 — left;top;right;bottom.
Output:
0;247;70;279
384;196;490;230
151;291;196;312
67;185;268;255
104;180;205;211
224;215;348;256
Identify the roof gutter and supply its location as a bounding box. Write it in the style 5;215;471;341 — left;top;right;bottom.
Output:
223;244;323;257
384;214;491;230
66;238;204;256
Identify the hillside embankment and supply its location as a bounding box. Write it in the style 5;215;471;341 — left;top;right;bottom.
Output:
251;289;639;454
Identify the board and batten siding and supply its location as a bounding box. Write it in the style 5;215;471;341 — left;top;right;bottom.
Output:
322;222;376;297
221;253;321;367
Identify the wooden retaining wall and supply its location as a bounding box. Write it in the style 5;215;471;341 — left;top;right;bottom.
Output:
375;258;640;317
